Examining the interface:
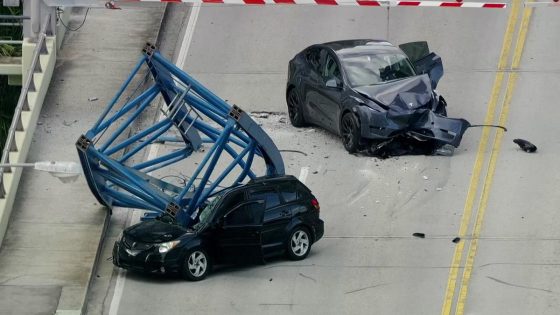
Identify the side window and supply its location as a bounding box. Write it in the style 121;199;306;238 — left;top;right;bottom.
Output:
218;191;245;215
279;183;298;203
249;189;281;209
322;53;341;82
305;48;321;72
224;202;263;226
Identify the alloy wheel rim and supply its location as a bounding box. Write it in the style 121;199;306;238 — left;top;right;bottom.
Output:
288;91;299;121
291;230;309;256
342;116;354;148
187;251;207;277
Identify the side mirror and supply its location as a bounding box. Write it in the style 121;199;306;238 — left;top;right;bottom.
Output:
325;78;341;89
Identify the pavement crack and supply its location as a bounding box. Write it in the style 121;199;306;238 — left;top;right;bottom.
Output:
345;283;387;294
298;272;316;282
486;276;553;293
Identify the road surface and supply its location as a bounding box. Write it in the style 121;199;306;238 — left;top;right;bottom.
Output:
88;2;560;314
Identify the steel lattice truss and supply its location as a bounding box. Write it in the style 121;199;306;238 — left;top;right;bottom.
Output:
76;43;284;227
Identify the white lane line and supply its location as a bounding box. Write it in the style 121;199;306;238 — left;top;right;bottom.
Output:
298;166;309;184
107;5;201;315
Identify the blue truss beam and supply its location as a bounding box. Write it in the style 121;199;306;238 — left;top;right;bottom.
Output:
76;44;284;227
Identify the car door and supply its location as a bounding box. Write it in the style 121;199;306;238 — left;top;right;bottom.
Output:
315;51;343;133
303;48;330;127
398;41;443;89
248;187;290;257
215;200;265;264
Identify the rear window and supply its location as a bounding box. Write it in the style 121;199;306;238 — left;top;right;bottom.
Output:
280;182;310;203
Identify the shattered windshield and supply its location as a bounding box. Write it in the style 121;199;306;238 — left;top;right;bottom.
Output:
192;191;224;231
341;52;416;87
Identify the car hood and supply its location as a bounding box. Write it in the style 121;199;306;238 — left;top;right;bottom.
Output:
125;220;189;243
354;74;434;111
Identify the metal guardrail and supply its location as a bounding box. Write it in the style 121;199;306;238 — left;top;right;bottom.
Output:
0;14;52;198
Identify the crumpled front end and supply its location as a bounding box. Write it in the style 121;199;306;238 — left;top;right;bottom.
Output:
356;106;470;148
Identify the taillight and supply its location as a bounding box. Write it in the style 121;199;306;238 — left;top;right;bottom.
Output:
311;198;320;213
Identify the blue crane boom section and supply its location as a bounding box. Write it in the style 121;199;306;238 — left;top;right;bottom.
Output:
76;43;285;227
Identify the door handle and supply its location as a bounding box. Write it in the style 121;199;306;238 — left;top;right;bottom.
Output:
280;210;291;217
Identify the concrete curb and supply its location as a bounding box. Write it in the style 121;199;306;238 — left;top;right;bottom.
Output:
71;5;171;315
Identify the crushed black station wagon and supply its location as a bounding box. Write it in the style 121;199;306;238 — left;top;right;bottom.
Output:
113;175;324;281
286;39;472;157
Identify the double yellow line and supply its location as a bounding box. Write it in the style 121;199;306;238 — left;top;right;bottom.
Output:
440;1;533;314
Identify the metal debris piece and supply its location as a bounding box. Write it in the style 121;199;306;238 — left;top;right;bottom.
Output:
88;97;99;102
513;138;537;153
413;233;425;238
452;237;461;243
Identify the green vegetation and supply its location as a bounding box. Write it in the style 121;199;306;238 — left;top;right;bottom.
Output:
0;5;23;152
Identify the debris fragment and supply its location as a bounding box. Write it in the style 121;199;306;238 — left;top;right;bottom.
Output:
278;117;287;124
436;187;443;191
88;97;99;102
435;144;455;156
452;237;461;243
269;278;273;282
375;200;380;203
63;119;79;127
513;139;537;153
423;175;429;180
279;149;308;156
412;232;425;238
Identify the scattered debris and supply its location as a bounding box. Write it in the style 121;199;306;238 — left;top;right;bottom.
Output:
436;187;443;191
435;144;455;156
312;171;318;174
63;119;79;127
513;138;537;153
345;283;387;294
279;149;308;156
88;97;99;102
412;232;425;238
269;278;273;282
278;117;287;124
452;237;461;243
375;200;380;203
299;272;316;282
423;175;429;180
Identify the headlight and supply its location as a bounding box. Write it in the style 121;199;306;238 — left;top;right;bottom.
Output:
158;240;180;254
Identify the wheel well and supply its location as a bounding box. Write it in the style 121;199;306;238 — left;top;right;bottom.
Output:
286;84;296;100
340;109;360;135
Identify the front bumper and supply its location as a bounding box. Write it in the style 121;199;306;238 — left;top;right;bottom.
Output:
356;107;470;147
112;241;182;274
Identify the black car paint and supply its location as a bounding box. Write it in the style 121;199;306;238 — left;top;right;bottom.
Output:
113;176;324;275
286;39;471;152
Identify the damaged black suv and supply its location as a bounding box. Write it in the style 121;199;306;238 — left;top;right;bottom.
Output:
113;175;324;281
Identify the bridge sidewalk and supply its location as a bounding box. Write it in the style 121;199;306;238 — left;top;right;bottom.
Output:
0;5;165;314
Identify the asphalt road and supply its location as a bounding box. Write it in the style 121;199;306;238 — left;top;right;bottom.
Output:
88;2;560;314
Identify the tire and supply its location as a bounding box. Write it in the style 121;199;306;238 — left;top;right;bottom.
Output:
181;248;211;281
341;113;360;153
286;227;311;261
435;96;447;116
287;88;305;127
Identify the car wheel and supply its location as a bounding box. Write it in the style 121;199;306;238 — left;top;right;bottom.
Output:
435;96;448;116
341;113;360;153
287;88;305;127
287;227;311;261
181;248;211;281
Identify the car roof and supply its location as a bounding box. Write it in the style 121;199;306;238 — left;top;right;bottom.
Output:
316;39;402;57
218;175;307;196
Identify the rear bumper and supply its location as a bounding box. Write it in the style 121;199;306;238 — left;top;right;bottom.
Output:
112;241;182;274
312;219;325;243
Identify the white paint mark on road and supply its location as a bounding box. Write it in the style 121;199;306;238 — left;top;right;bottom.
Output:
298;166;309;184
107;5;201;315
